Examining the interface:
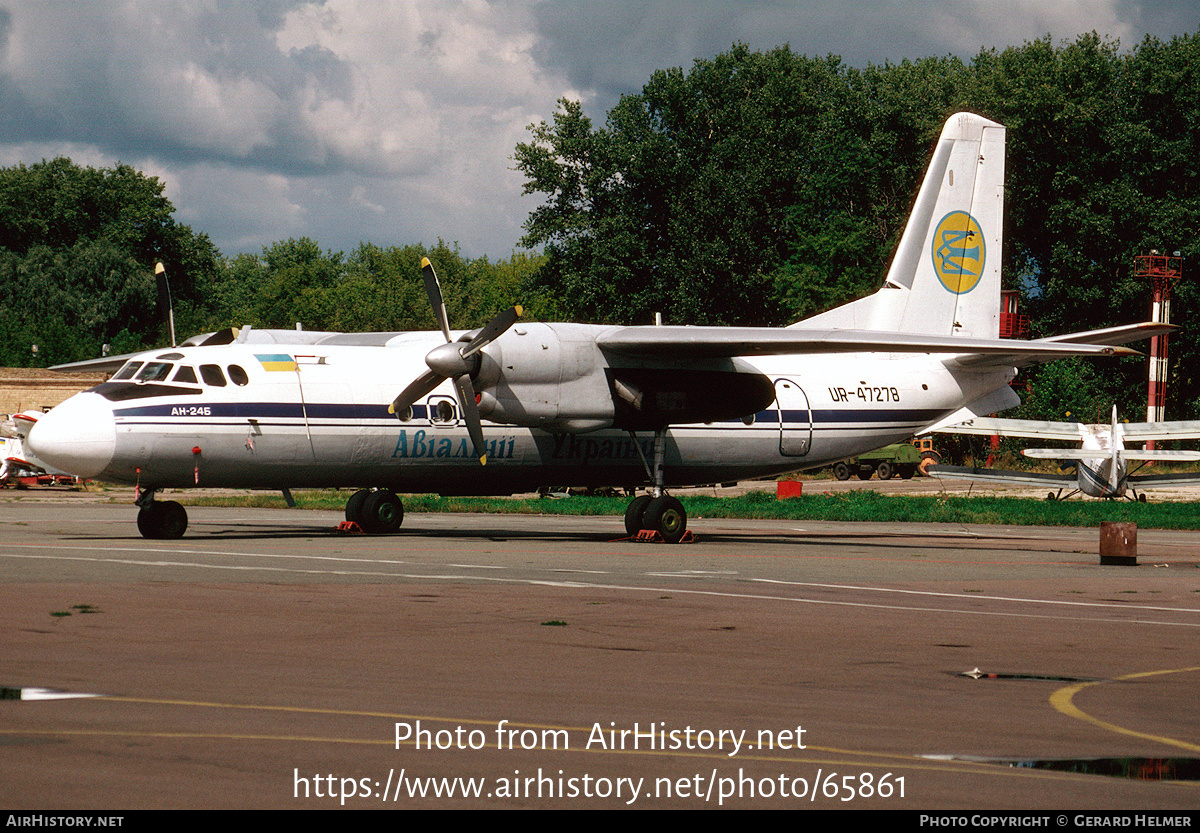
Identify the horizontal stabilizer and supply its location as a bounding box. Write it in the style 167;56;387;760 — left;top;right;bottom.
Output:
1121;449;1200;462
1041;322;1176;347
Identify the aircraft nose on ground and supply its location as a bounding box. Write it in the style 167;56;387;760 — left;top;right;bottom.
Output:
27;393;116;479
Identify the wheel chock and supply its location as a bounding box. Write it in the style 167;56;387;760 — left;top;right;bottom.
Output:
336;521;364;534
631;529;696;544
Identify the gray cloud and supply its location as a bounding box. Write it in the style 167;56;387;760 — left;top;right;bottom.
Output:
0;1;1192;261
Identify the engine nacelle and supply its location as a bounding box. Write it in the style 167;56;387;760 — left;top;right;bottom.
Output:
474;322;777;434
477;323;616;432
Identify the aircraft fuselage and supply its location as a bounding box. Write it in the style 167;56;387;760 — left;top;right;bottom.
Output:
30;329;1011;496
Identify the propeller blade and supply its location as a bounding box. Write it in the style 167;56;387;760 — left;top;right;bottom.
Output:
389;368;442;416
461;305;523;358
452;375;488;465
420;257;452;342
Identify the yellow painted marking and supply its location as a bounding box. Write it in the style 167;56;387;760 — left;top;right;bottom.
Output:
1050;666;1200;753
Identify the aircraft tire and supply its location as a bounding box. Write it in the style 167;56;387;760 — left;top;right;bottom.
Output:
643;496;686;544
624;494;653;537
137;500;188;540
360;489;403;534
345;488;371;524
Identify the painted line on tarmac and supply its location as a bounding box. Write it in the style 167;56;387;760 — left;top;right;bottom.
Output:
1049;666;1200;753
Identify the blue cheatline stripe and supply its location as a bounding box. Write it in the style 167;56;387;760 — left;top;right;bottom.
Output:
114;402;428;420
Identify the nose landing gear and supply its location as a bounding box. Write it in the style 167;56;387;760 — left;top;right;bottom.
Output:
136;493;188;539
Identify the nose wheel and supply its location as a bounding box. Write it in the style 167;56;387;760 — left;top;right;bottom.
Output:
136;499;188;539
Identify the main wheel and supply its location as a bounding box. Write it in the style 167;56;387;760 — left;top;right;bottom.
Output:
137;500;188;539
643;495;687;544
832;461;851;481
624;494;653;537
345;488;371;524
360;489;404;534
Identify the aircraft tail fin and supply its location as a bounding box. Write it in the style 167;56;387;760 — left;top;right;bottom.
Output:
792;112;1005;338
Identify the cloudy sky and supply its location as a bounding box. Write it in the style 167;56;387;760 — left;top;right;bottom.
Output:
0;1;1194;261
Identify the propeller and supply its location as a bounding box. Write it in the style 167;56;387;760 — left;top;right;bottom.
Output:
389;257;522;465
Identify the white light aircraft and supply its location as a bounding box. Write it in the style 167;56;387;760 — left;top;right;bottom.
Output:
929;407;1200;500
28;113;1167;540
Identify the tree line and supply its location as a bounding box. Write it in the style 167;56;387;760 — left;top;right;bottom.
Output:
2;31;1198;422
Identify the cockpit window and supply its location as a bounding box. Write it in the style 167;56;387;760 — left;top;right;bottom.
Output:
111;361;143;381
200;364;227;387
227;364;249;386
136;362;173;383
172;365;198;384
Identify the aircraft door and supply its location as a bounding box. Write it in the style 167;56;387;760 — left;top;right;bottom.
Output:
774;378;812;457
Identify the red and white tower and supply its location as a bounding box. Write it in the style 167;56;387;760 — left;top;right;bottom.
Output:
1135;251;1183;447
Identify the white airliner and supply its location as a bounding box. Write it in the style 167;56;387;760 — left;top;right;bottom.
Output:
930;407;1200;500
27;113;1166;540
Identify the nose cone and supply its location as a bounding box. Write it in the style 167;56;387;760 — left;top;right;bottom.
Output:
27;393;116;479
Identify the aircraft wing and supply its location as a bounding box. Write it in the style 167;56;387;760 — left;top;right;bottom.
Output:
1118;420;1200;441
1129;471;1200;488
926;464;1075;488
49;353;140;374
933;417;1086;442
596;326;1137;360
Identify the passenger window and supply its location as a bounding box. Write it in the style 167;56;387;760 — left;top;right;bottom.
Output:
200;364;227;387
227;365;249;386
136;362;173;383
112;361;143;381
172;366;198;384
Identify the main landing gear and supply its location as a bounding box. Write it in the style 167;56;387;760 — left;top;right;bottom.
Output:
136;492;188;539
344;488;404;534
623;427;689;544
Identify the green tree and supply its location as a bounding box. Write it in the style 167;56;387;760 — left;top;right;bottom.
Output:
0;157;221;363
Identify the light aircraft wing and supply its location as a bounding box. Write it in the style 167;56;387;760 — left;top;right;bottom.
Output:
1129;471;1200;488
1118;421;1200;441
926;464;1075;488
1020;448;1200;462
596;327;1138;360
933;417;1086;442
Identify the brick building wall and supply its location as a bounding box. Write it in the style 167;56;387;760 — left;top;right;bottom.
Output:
0;368;106;416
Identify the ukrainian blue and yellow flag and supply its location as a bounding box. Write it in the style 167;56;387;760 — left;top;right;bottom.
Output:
255;353;298;372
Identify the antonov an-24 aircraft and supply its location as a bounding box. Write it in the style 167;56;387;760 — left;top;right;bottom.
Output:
27;113;1168;541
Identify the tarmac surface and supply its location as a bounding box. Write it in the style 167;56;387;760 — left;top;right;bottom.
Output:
2;488;1200;810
